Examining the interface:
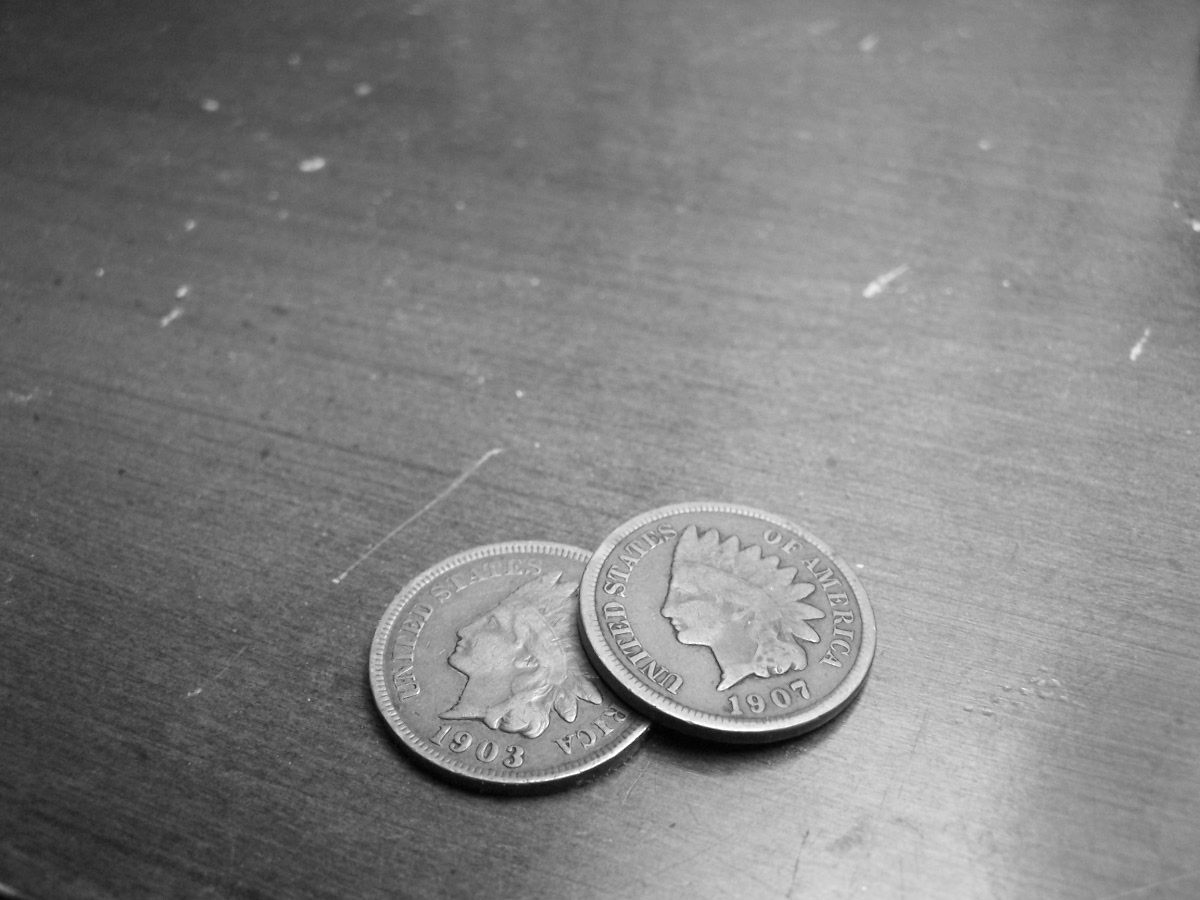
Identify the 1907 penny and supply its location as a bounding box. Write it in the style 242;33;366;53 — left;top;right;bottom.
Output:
370;542;650;792
579;503;876;743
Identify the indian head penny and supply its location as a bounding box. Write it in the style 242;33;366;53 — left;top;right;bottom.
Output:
370;542;650;792
580;504;876;743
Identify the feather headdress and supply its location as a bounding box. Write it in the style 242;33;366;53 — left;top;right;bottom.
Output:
495;572;602;724
671;526;823;643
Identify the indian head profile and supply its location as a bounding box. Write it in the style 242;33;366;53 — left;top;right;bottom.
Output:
443;572;603;738
662;525;825;691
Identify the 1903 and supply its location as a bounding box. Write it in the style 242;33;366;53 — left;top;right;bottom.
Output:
430;724;525;768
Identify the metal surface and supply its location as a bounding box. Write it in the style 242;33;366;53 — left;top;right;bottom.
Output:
580;503;875;742
4;1;1200;897
370;542;649;792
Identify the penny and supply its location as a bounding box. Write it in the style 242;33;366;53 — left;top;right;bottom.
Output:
370;542;650;792
579;503;876;743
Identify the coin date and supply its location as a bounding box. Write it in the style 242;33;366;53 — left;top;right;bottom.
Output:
430;724;526;768
726;679;811;716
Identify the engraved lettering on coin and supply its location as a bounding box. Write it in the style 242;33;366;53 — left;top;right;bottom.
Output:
442;572;603;738
370;542;650;791
579;503;877;743
662;525;824;690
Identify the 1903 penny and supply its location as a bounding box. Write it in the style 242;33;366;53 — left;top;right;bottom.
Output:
579;503;876;743
370;542;650;792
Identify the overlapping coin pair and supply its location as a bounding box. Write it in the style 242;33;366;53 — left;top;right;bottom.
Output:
369;502;876;793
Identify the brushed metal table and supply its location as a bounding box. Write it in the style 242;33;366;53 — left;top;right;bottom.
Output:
2;2;1198;898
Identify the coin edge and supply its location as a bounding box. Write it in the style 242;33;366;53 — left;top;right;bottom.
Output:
369;541;652;790
579;503;877;743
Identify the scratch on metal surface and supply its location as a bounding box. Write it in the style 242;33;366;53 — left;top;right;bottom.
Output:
1129;327;1151;362
894;708;930;803
1095;870;1200;900
630;832;777;898
332;448;505;585
0;883;34;900
186;645;249;698
862;263;909;298
621;756;652;805
787;855;803;898
645;837;726;885
877;708;930;812
0;880;35;900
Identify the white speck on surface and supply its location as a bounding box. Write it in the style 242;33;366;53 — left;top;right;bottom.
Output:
95;268;105;277
454;200;466;211
979;138;994;151
160;308;184;328
863;263;909;298
175;285;190;299
530;277;540;287
299;156;326;173
1002;279;1011;288
1189;218;1200;232
1129;327;1151;362
354;82;373;97
288;53;301;67
186;646;249;698
184;219;197;231
1027;674;1071;702
859;34;879;52
856;563;864;569
201;98;220;112
5;389;45;404
515;390;525;399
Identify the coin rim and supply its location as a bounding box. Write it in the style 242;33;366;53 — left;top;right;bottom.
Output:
579;503;877;743
369;541;651;792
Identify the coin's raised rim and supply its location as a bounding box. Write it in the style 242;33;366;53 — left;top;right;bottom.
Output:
579;503;876;743
369;541;650;792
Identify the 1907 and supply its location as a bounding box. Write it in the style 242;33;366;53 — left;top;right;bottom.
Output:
726;679;810;716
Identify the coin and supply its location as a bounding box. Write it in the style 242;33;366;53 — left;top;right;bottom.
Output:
370;542;650;792
579;503;876;743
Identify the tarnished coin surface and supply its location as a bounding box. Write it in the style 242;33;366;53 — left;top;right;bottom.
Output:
580;503;876;743
370;542;650;792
